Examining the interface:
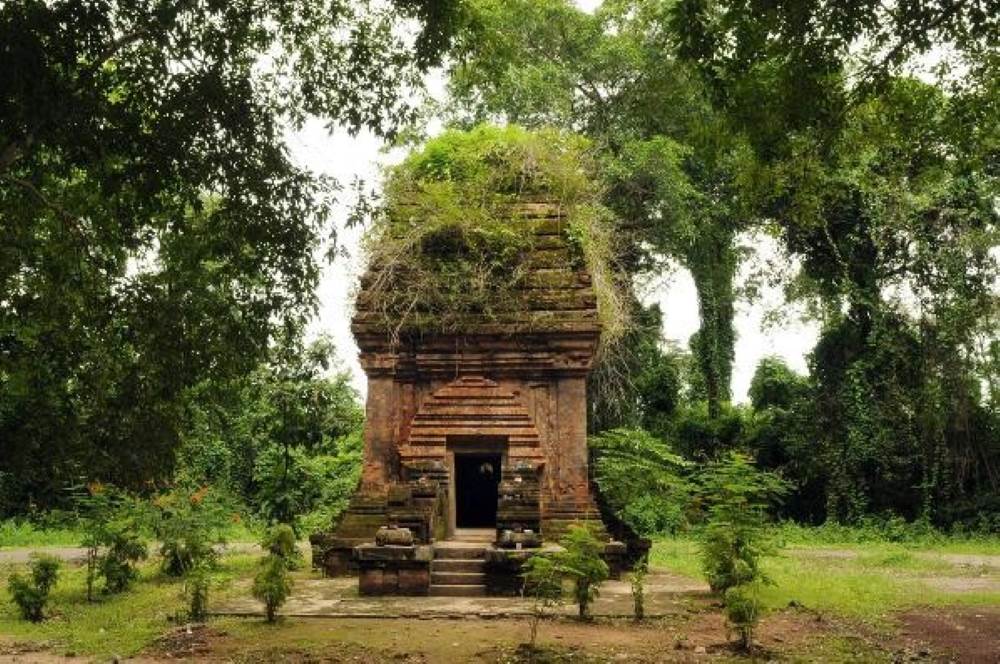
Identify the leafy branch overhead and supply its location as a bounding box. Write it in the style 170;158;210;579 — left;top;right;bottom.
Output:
0;0;461;509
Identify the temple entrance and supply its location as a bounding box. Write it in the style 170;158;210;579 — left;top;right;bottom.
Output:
454;452;501;528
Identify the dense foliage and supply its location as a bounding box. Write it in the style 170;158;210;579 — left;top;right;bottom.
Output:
0;0;460;514
6;555;60;622
449;0;999;532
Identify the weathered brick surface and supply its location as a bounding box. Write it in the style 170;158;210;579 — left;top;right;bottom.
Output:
319;202;612;562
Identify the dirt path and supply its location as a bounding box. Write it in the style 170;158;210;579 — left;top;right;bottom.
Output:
898;606;1000;664
212;571;710;619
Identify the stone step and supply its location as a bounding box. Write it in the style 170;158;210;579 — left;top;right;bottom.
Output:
433;546;486;560
431;559;485;573
428;584;486;597
431;571;486;585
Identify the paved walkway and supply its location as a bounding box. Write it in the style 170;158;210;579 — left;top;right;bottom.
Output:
211;571;710;619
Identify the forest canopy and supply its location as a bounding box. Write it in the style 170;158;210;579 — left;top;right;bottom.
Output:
0;0;997;535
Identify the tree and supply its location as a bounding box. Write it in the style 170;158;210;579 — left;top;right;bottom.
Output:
732;76;999;526
0;0;463;514
590;427;691;535
672;0;1000;145
174;336;364;532
445;0;764;421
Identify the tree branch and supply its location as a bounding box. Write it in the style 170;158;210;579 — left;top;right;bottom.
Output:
2;175;89;243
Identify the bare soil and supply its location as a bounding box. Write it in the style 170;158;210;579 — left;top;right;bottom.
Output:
133;608;832;663
897;607;1000;664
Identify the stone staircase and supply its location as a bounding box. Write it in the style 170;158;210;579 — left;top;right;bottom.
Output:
429;541;487;597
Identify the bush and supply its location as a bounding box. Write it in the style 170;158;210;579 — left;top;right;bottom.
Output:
552;525;609;620
629;554;648;621
154;485;230;576
696;453;786;652
724;583;762;651
697;453;787;593
7;555;61;622
262;523;299;566
184;561;212;622
521;554;563;653
590;428;692;536
75;484;150;599
99;526;148;594
252;554;293;622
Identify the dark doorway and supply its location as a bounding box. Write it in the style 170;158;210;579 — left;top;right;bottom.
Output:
454;453;501;528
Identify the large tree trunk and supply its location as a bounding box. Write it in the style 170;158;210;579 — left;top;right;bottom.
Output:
688;232;737;420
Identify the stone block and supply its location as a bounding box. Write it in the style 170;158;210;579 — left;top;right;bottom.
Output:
375;526;414;546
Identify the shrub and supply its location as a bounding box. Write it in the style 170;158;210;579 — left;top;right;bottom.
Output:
99;525;148;593
252;554;293;622
552;525;609;620
696;453;787;652
590;427;691;536
697;453;787;593
7;555;61;622
723;583;762;651
184;561;212;622
154;485;229;576
262;523;300;568
75;484;150;599
629;554;648;621
521;554;563;653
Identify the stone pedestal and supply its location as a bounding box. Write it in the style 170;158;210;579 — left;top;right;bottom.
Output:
355;544;432;596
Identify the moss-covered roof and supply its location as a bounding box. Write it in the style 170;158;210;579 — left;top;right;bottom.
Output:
351;202;602;342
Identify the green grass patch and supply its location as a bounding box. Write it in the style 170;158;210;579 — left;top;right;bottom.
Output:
0;518;262;549
0;521;84;548
0;553;261;659
648;537;701;579
775;521;1000;554
650;535;1000;625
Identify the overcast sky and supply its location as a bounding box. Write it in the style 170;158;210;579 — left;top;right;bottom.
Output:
287;0;820;402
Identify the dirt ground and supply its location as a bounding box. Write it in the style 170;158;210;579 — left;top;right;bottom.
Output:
897;607;1000;664
3;606;1000;662
143;608;825;663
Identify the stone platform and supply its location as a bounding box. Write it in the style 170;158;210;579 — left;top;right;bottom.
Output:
211;569;709;619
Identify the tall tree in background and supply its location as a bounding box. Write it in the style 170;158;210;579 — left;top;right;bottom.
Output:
672;0;999;523
446;0;763;421
0;0;463;513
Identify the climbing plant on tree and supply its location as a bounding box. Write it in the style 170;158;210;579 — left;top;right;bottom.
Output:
0;0;463;514
773;79;999;524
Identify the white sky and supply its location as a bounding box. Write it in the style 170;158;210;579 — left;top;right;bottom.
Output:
287;0;820;403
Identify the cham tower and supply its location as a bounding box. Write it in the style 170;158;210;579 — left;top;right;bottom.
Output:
311;129;642;596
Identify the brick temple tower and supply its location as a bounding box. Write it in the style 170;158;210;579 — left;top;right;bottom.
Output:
311;201;626;595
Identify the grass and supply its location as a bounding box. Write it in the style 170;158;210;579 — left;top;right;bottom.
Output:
0;554;259;659
0;521;85;548
775;521;1000;554
649;531;1000;625
0;518;262;549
